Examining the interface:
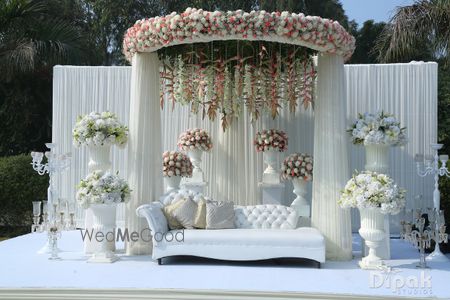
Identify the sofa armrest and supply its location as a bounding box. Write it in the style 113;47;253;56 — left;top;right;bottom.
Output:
136;202;169;241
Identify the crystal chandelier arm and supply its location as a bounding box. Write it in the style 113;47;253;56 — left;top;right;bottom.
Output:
416;164;434;177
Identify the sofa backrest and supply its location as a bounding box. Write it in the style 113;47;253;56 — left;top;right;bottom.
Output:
160;190;299;229
234;205;298;229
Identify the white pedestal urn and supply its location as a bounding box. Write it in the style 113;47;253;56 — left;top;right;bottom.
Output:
290;178;310;220
365;145;389;173
87;204;119;263
364;144;391;260
263;150;280;184
85;144;116;254
88;145;112;172
291;178;308;206
165;176;182;192
187;149;204;182
358;207;386;269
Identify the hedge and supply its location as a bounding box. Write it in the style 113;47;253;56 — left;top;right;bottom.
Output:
0;154;48;232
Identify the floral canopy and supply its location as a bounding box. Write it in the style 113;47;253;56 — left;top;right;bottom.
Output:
123;8;355;130
123;9;355;260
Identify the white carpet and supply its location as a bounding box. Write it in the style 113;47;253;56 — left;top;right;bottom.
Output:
0;231;449;299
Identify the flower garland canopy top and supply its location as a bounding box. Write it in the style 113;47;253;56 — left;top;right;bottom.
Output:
123;8;355;60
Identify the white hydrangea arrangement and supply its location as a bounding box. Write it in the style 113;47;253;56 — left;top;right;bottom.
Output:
338;171;406;215
162;151;193;177
73;112;128;147
348;111;407;146
177;128;213;152
281;153;313;181
76;170;131;209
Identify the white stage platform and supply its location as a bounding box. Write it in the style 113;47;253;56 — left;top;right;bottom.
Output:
0;231;449;299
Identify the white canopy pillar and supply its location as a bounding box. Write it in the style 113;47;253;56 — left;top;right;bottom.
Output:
311;53;352;260
125;52;163;255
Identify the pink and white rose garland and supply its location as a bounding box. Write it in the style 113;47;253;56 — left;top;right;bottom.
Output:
162;151;193;177
254;129;288;152
281;153;313;181
123;8;355;61
177;128;213;152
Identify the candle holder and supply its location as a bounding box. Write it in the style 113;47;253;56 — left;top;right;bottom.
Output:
31;143;71;254
415;143;450;262
401;207;448;268
31;198;77;259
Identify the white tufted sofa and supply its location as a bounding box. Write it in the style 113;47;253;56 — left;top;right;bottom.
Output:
136;191;325;267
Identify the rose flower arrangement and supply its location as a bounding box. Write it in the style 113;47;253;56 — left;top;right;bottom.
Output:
177;128;213;152
73;111;128;147
348;111;407;146
254;129;288;152
281;153;313;181
163;151;193;177
76;170;131;209
338;171;406;215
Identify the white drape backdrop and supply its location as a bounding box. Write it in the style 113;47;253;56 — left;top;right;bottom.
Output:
52;62;437;233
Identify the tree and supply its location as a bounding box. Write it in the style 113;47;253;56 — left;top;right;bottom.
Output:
373;0;447;64
0;0;84;81
0;0;86;155
348;20;386;64
258;0;350;30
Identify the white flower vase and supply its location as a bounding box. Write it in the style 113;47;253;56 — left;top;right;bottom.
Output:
87;204;119;263
358;207;385;269
263;149;280;184
187;148;204;182
165;176;182;192
84;144;114;255
88;145;112;172
291;178;308;206
290;178;310;218
364;145;389;174
364;144;391;260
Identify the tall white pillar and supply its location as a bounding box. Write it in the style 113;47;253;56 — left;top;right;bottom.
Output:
311;53;352;260
125;52;163;255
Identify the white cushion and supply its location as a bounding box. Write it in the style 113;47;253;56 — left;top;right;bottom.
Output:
206;200;235;229
171;198;198;229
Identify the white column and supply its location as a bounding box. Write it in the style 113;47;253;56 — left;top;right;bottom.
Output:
125;52;163;255
311;54;352;260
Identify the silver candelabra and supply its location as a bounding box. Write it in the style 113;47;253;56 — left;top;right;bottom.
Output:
32;199;76;259
31;143;71;256
415;143;450;262
401;208;448;268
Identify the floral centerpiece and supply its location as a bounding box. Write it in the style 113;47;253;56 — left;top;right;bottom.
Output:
338;171;406;215
254;129;288;152
73;111;128;147
76;170;131;209
281;153;313;181
162;151;193;178
177;128;213;151
348;111;407;146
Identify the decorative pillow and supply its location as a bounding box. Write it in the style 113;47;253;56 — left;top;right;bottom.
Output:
162;199;184;230
172;197;198;229
206;200;235;229
194;197;207;229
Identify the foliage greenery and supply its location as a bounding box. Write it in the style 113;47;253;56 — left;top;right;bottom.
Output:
0;154;48;232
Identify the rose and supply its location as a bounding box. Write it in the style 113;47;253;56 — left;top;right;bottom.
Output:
281;153;313;181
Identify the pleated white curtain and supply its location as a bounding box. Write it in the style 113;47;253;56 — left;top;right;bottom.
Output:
52;61;437;235
125;53;162;255
312;54;352;260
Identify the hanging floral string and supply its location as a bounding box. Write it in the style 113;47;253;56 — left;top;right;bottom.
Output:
158;40;317;130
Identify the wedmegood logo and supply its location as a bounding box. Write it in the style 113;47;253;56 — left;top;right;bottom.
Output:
79;228;184;243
